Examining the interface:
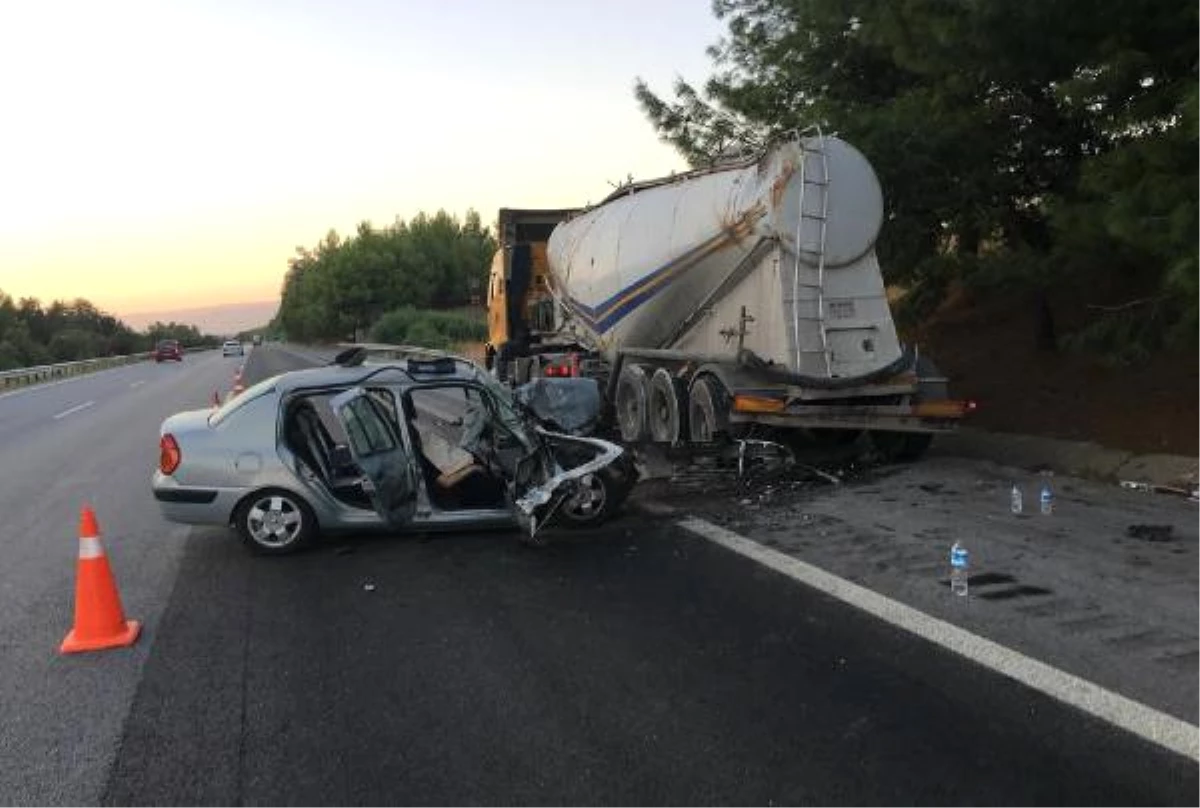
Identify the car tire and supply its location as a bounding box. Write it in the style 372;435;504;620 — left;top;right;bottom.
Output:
554;454;638;529
234;489;317;555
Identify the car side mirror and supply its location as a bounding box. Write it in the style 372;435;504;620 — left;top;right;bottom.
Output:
330;444;354;468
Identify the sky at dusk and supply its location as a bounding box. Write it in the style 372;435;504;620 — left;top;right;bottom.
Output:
0;0;725;319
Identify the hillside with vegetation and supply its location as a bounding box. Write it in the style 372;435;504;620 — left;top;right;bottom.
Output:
0;292;223;370
634;0;1196;454
274;210;494;347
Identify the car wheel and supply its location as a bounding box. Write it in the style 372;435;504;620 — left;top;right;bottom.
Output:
555;456;637;528
234;489;317;554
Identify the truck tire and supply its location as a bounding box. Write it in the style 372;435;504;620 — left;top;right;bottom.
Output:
688;374;730;443
615;364;650;442
647;367;686;445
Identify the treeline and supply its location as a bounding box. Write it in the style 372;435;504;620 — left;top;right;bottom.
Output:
636;0;1197;360
275;210;496;343
0;291;220;370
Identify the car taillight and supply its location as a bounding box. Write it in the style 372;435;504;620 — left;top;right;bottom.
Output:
160;434;181;475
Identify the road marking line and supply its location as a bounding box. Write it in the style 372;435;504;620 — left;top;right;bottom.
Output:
52;400;95;420
677;516;1200;762
131;381;146;388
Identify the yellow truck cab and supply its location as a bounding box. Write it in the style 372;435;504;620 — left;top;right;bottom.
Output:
485;208;576;369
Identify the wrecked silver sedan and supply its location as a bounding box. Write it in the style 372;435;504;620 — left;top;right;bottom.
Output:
152;348;636;554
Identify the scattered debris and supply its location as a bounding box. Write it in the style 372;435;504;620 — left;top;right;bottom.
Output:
363;582;376;592
1126;524;1175;543
1120;480;1197;500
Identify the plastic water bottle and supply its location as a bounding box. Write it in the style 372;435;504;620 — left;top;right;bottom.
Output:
950;542;969;597
1039;481;1054;515
1010;484;1023;515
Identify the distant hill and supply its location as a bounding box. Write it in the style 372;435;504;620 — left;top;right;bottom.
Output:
119;301;278;336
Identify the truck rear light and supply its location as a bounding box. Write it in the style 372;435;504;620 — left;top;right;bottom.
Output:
732;394;786;414
159;434;182;475
543;363;577;378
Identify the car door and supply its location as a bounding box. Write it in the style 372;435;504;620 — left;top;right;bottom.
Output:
328;386;418;526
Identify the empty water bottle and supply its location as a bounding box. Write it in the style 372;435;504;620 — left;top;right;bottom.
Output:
950;542;969;597
1040;481;1054;515
1010;484;1023;515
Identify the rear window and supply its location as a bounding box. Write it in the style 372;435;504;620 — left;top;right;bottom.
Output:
157;340;179;349
209;375;279;426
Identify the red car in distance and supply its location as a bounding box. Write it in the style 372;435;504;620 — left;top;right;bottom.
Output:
154;339;183;362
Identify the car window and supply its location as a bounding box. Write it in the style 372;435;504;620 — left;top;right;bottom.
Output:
209;375;279;426
340;396;398;457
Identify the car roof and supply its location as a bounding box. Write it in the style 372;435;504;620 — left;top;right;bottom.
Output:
271;356;487;395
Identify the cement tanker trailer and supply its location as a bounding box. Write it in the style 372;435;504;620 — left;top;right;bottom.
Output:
485;132;972;461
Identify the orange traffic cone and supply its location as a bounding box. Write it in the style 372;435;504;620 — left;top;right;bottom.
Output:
60;505;141;654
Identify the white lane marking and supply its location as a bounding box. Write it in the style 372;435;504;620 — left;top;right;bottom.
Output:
52;400;95;420
130;380;146;388
677;516;1200;762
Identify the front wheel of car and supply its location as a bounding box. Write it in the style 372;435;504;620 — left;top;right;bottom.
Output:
234;489;317;555
554;456;637;529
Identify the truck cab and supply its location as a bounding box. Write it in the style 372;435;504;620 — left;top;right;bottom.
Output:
486;208;577;370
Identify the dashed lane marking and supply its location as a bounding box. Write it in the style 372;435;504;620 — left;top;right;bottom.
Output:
677;516;1200;762
131;381;146;388
52;400;95;420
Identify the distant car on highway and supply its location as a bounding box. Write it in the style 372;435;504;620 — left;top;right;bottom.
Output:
222;340;244;357
154;339;183;362
152;347;636;554
252;334;263;346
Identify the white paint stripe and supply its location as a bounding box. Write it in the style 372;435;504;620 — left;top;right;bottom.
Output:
78;536;105;559
52;400;95;420
677;516;1200;761
130;380;146;388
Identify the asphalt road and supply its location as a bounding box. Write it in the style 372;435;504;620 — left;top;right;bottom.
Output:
0;349;250;804
2;345;1195;805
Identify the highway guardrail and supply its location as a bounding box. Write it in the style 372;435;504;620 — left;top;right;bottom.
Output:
0;347;208;392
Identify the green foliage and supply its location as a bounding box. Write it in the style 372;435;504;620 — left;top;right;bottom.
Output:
276;210;496;343
0;289;221;369
636;0;1198;357
369;306;486;350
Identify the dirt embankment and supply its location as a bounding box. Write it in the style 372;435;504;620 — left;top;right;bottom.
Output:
903;287;1197;457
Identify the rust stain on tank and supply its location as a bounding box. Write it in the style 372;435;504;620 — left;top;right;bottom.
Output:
771;161;796;207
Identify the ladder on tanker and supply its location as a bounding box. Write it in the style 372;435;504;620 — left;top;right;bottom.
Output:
790;125;833;377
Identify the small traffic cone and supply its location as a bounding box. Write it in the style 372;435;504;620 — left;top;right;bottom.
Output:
60;505;140;654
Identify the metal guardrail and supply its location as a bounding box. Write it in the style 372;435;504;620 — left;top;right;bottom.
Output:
0;346;210;392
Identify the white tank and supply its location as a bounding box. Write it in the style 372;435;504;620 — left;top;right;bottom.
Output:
547;136;903;381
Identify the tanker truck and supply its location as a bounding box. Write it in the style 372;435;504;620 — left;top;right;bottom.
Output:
485;131;972;462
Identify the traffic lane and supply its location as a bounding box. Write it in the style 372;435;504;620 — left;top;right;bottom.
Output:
104;520;1195;806
0;350;240;454
648;455;1199;722
0;347;245;804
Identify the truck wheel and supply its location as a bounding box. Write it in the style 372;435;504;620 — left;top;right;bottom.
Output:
688;374;730;443
869;431;934;463
615;364;649;442
647;367;686;445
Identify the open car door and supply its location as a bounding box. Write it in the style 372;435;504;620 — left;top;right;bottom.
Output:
329;387;418;526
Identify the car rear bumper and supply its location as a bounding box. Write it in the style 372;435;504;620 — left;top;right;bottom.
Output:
152;473;245;525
